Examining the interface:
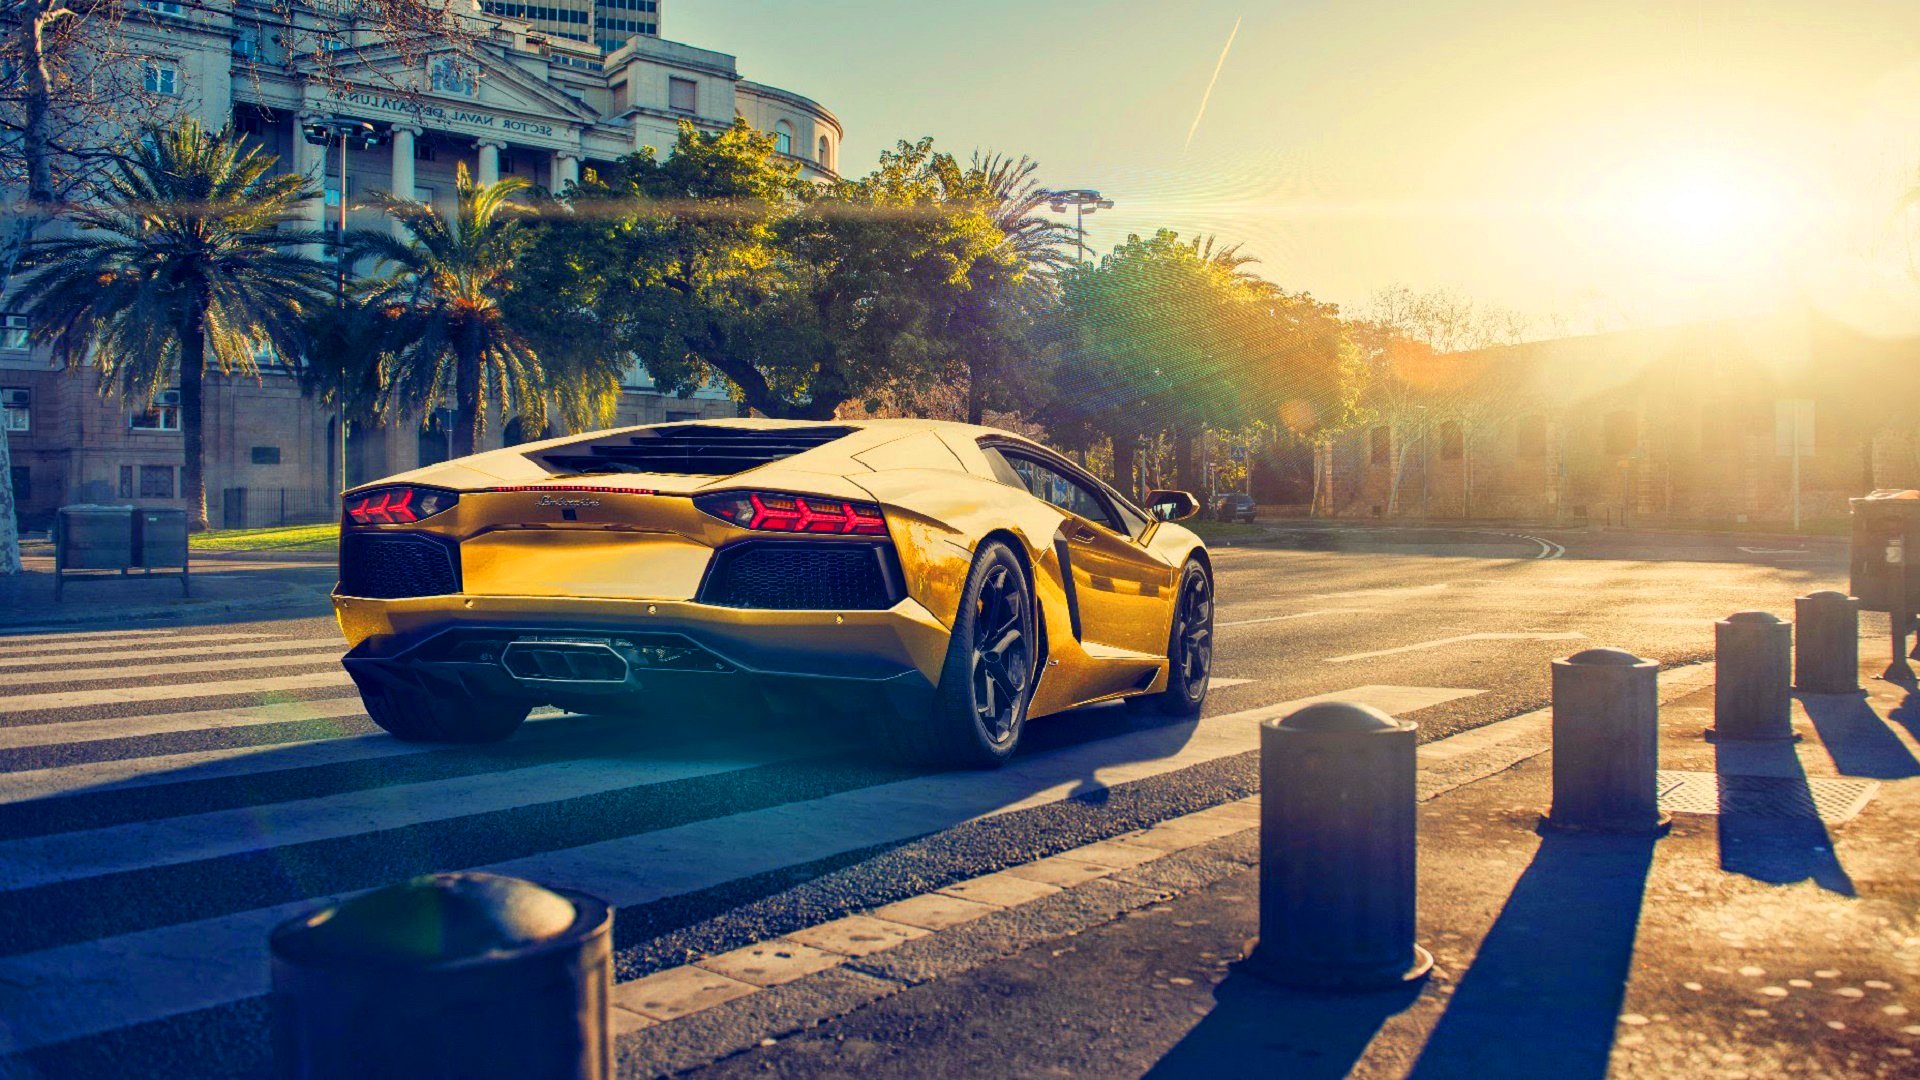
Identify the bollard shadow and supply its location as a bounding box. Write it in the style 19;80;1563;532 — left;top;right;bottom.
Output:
1408;829;1655;1080
1800;693;1920;779
1885;689;1920;744
1713;733;1854;896
1148;972;1422;1080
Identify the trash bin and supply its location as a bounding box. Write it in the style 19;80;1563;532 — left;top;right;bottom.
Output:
134;507;190;596
1850;489;1920;679
1849;489;1920;613
54;505;136;600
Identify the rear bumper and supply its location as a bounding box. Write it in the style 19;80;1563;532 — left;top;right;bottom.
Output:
333;592;949;717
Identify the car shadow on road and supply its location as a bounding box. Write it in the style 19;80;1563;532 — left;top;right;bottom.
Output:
1147;974;1422;1079
1407;828;1656;1080
1712;729;1854;896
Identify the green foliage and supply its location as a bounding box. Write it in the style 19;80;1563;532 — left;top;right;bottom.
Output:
1042;229;1359;491
14;118;330;527
529;120;1029;420
343;165;623;456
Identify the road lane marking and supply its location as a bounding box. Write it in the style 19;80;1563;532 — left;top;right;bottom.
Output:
0;639;339;671
1217;609;1365;628
0;735;823;891
0;631;288;658
0;628;183;645
2;670;352;713
1310;583;1450;601
0;650;343;689
1324;631;1587;664
0;709;574;802
0;682;1484;1053
0;698;366;752
1209;678;1253;689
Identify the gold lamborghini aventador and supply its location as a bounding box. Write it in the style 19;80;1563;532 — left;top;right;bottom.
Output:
333;418;1213;767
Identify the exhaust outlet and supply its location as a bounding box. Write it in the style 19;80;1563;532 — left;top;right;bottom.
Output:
500;639;630;684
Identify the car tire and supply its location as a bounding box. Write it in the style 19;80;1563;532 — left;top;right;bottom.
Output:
1134;559;1213;717
879;540;1037;768
362;686;530;743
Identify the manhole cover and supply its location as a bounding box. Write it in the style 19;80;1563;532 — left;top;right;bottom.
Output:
1656;771;1878;824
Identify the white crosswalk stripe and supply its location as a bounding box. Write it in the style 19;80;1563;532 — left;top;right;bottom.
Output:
0;697;366;751
0;650;343;688
0;630;287;658
4;670;352;713
0;639;342;670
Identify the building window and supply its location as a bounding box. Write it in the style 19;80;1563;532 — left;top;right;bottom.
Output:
1602;409;1638;457
773;121;793;156
131;393;182;432
142;62;179;96
1;388;27;432
1369;425;1391;466
1;314;28;352
251;446;282;466
817;135;831;167
1516;415;1548;459
1437;420;1463;461
668;77;697;114
233;28;258;58
119;465;134;499
415;141;437;162
7;467;24;506
139;465;174;499
140;2;184;15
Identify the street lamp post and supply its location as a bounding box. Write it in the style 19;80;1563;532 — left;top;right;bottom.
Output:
1044;188;1114;265
301;118;382;496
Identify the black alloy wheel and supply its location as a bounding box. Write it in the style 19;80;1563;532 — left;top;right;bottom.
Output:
880;541;1037;768
969;560;1034;747
1135;559;1213;717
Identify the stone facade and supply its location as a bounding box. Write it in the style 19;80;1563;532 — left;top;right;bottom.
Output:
1318;310;1920;527
1;1;838;530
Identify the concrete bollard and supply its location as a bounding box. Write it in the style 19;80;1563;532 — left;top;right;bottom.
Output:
1545;648;1670;835
271;872;612;1080
1795;591;1861;694
1244;701;1432;991
1711;611;1798;742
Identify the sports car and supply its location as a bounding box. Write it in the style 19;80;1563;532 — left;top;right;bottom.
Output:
333;418;1213;767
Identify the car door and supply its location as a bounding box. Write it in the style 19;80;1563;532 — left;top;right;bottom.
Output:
988;446;1174;655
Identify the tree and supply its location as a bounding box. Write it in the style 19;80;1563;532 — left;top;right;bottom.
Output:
542;121;1012;419
1043;229;1357;499
349;165;609;457
13;119;330;530
935;153;1073;424
0;0;489;569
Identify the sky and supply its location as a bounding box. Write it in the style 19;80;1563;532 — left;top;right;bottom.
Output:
670;1;1920;340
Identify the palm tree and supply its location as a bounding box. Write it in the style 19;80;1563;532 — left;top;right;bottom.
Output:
950;153;1075;424
350;165;549;457
15;119;329;530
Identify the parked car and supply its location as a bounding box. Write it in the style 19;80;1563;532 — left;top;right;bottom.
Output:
1214;493;1258;523
333;418;1214;767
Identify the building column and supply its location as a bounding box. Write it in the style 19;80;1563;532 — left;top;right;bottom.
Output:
292;114;328;258
476;139;503;186
550;151;580;192
389;125;420;238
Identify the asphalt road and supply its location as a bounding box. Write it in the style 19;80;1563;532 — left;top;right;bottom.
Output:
0;523;1855;1077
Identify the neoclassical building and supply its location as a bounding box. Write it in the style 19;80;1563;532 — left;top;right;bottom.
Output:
1;0;841;529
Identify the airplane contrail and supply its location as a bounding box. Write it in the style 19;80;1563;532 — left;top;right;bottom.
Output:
1184;16;1242;151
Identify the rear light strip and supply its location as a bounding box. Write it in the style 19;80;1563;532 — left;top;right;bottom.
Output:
344;486;457;525
694;491;888;536
484;486;664;495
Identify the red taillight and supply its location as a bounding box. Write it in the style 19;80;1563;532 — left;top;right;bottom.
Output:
344;486;457;526
694;491;888;536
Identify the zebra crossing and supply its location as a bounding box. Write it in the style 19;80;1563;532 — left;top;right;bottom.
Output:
0;618;1482;1072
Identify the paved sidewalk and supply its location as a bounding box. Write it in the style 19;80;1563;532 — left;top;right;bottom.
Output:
649;662;1920;1078
0;556;335;631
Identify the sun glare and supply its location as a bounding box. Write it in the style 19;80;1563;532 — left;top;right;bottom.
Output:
1601;156;1805;269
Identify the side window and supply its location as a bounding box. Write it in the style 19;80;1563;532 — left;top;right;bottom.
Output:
1003;453;1121;532
980;445;1024;489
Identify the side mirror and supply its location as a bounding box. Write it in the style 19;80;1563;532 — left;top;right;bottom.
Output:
1146;489;1200;523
